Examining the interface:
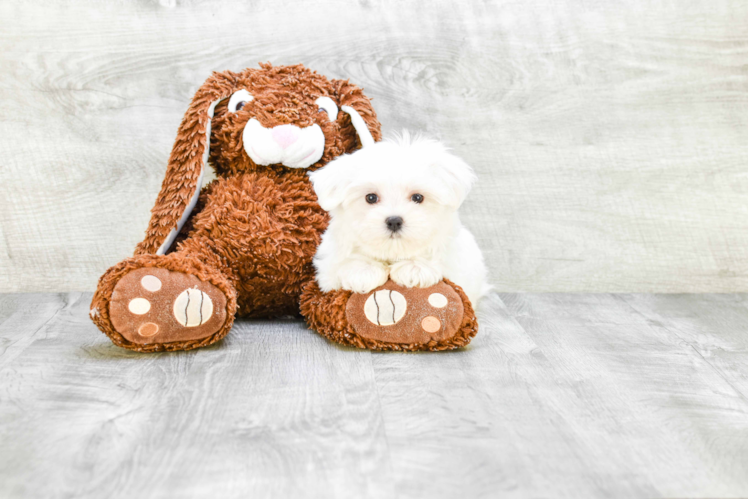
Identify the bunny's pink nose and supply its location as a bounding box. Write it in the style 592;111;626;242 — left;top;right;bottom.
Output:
271;125;300;149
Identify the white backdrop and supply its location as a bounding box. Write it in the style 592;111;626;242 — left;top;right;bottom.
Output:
1;0;747;292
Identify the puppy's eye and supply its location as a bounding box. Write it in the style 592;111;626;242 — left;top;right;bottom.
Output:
411;193;424;204
315;96;339;121
228;89;254;113
365;193;379;204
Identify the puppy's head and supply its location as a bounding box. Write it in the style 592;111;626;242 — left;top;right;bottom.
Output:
309;132;476;257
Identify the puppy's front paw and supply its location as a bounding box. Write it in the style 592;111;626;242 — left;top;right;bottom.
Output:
339;262;389;294
390;260;442;289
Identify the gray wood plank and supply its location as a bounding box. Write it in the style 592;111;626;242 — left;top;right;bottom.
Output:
369;292;748;497
2;0;748;293
2;293;748;497
500;292;748;497
618;293;748;417
0;293;392;498
0;293;72;367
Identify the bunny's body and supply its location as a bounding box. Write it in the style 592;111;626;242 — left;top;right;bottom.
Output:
172;168;327;317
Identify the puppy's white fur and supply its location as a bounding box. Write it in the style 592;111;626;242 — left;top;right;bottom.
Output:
309;132;489;306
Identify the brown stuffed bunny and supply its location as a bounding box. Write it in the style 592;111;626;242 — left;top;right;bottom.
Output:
90;63;477;352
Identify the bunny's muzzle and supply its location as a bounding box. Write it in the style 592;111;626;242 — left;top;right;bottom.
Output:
243;118;325;169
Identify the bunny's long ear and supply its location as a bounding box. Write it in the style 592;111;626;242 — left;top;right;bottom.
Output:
134;72;236;255
332;79;382;151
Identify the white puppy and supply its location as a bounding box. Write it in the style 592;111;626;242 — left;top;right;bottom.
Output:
308;132;489;306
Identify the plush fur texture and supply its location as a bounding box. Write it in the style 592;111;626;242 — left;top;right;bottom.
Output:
90;64;479;352
309;133;489;306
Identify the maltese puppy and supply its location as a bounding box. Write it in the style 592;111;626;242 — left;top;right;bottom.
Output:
308;132;489;306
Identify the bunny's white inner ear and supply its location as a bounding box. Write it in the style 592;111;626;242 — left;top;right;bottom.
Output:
341;105;374;148
156;97;224;255
315;96;338;121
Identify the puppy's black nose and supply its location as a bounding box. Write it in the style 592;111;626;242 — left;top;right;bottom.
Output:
385;216;403;232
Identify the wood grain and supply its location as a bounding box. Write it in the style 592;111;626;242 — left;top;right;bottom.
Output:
1;292;747;497
1;0;748;292
0;294;392;498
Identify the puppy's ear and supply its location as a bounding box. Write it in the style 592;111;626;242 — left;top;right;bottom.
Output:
308;153;356;212
431;149;477;209
134;71;238;255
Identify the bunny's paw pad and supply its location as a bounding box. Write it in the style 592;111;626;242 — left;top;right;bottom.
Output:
346;280;464;345
109;267;227;345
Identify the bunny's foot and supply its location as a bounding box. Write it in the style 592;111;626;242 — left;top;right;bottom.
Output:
301;279;478;351
91;255;236;352
109;267;227;344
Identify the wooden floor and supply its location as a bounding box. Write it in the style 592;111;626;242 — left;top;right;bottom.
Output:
1;293;747;498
